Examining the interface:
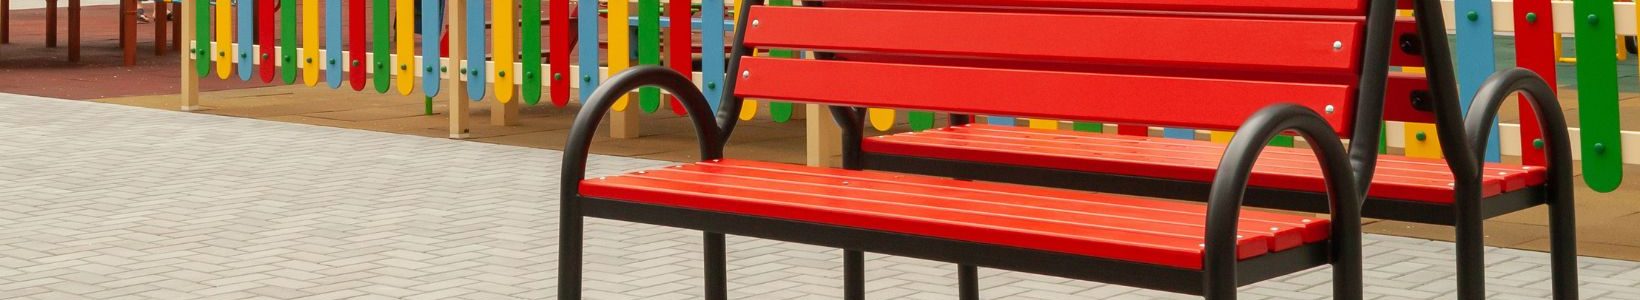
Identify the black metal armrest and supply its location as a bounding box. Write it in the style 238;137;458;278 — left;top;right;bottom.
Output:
1462;68;1574;195
1203;104;1363;299
561;66;726;195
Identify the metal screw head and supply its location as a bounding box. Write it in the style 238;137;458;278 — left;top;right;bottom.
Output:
1332;40;1343;50
741;70;750;78
1324;105;1336;114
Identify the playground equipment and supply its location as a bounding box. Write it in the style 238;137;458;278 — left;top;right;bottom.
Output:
180;0;738;135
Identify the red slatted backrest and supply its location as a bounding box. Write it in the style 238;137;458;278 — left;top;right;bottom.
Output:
732;0;1374;134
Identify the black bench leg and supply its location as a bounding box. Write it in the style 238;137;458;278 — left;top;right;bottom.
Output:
705;232;728;300
1549;196;1579;299
845;249;865;300
559;213;583;299
1455;199;1485;300
958;264;978;300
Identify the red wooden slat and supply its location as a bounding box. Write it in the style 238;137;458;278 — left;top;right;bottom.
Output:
734;57;1357;134
952;124;1544;189
746;6;1366;73
953;125;1541;189
862;125;1521;202
703;160;1332;242
905;128;1509;189
1389;17;1425;67
876;131;1490;201
809;0;1369;16
640;167;1306;250
1384;72;1436;123
578;161;1329;269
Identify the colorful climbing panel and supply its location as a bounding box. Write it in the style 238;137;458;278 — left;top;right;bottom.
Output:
701;0;726;109
237;0;255;81
421;0;441;96
637;0;660;113
257;0;275;82
395;0;415;95
577;0;599;103
348;0;368;91
1575;0;1624;192
493;0;514;102
1513;0;1554;166
280;0;298;84
465;0;486;100
373;0;393;93
325;0;344;88
1455;0;1501;162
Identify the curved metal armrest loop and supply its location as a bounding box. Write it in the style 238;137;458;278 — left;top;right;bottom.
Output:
1203;104;1363;299
561;66;726;194
1462;68;1575;201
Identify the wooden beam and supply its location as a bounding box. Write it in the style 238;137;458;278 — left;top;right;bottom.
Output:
69;0;80;61
46;0;56;48
119;0;136;65
179;0;198;111
1;0;9;44
806;104;840;167
448;0;471;138
155;0;166;56
492;95;519;126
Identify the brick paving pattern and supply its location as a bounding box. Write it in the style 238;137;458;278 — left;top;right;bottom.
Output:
1;93;1637;299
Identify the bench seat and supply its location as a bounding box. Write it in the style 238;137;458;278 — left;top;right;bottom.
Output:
579;159;1330;270
863;124;1547;204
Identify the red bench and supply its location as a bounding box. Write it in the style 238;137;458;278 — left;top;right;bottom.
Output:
550;0;1568;299
833;0;1577;299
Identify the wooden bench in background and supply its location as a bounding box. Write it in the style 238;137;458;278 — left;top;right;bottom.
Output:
847;0;1576;299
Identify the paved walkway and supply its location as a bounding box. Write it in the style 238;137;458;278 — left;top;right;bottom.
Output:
2;93;1639;299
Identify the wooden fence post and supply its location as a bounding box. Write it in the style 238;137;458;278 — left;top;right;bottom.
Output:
179;0;199;111
448;0;471;138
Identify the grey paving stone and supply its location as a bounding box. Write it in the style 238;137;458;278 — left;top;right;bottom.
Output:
1;93;1637;299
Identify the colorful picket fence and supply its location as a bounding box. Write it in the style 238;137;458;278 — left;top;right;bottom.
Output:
176;0;1628;191
180;0;742;136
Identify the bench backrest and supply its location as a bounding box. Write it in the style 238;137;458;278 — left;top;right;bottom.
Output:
729;0;1397;135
